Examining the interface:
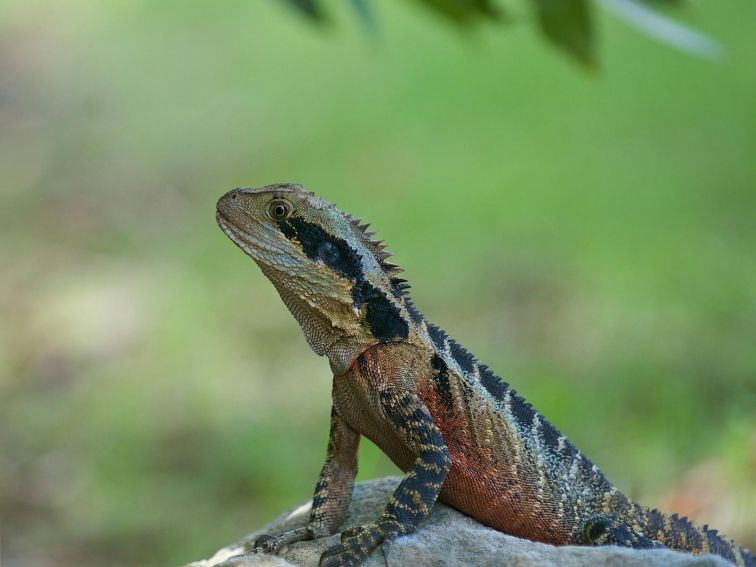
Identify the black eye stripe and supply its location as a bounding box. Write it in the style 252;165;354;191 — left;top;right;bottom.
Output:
317;241;341;267
358;280;409;342
277;216;409;343
278;217;363;280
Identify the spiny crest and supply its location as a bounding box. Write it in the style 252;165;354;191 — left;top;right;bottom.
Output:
344;213;407;281
426;315;602;471
346;221;415;301
288;185;407;284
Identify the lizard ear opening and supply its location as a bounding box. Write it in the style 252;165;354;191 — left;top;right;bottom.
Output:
317;241;341;267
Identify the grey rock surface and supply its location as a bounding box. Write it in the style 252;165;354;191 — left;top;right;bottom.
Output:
186;476;731;567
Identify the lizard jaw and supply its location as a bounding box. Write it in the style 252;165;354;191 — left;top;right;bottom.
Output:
216;211;281;265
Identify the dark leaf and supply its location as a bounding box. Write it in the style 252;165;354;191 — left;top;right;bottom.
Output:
281;0;326;22
412;0;502;26
533;0;596;67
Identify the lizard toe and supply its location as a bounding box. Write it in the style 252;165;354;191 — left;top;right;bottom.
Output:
251;526;315;555
340;524;368;542
320;523;384;566
319;543;363;567
252;534;276;550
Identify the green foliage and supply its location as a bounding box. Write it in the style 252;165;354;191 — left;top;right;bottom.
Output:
283;0;327;21
282;0;695;65
535;0;594;66
406;0;502;25
0;2;754;567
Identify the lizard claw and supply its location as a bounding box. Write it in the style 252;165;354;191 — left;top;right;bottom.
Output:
248;526;315;555
252;534;277;551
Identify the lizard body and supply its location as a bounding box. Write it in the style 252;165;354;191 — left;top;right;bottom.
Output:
216;183;754;567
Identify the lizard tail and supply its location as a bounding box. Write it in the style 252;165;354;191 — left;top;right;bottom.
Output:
636;507;754;567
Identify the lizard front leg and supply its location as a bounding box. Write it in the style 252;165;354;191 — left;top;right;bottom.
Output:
250;407;360;556
319;389;452;567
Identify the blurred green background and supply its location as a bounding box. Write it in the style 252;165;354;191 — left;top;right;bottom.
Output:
1;1;754;566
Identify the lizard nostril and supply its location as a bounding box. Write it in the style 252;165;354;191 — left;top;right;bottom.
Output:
216;190;240;214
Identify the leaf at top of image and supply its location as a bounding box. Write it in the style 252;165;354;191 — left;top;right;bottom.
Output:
533;0;596;67
411;0;504;25
282;0;328;22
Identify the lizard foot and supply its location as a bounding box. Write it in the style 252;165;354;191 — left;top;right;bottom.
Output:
219;525;322;565
249;525;318;555
319;522;393;567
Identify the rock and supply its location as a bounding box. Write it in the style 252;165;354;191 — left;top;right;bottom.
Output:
187;477;731;567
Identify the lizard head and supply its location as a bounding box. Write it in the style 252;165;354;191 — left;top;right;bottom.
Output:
216;183;413;362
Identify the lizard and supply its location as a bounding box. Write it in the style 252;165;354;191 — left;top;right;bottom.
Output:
215;182;754;567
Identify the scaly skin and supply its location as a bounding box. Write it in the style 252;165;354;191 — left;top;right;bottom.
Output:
215;183;754;567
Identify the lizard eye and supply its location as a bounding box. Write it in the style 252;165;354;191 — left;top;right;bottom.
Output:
268;200;291;221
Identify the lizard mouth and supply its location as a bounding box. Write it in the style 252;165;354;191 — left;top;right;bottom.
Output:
216;211;267;261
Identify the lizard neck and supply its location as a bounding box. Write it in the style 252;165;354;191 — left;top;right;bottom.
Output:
262;264;378;371
326;337;377;375
265;277;340;356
